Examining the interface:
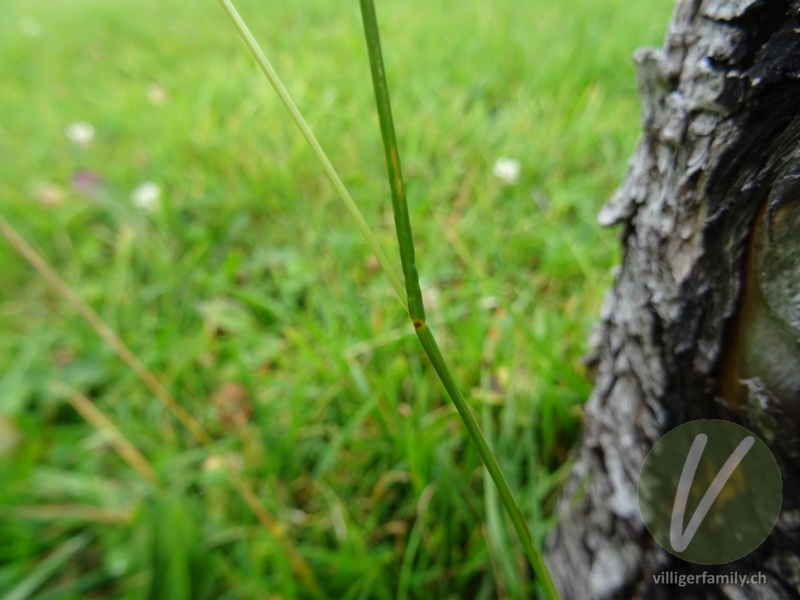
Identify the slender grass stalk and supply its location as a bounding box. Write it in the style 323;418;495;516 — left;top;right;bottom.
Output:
8;505;131;524
57;381;160;485
216;0;407;312
358;2;560;598
358;0;425;324
416;326;559;599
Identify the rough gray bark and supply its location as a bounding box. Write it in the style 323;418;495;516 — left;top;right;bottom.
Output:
546;0;800;598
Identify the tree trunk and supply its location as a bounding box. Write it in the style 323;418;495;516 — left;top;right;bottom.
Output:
546;0;800;597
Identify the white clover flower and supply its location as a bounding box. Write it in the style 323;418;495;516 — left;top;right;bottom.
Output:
202;453;243;472
492;157;521;185
34;182;66;208
19;18;42;37
146;83;168;105
131;181;161;212
64;121;95;147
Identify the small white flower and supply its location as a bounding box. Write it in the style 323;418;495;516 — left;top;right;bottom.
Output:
202;453;243;472
492;157;521;185
131;181;161;212
65;121;95;147
19;18;42;37
34;182;66;208
146;83;168;105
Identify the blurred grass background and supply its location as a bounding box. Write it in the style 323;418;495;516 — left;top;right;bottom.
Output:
0;0;674;598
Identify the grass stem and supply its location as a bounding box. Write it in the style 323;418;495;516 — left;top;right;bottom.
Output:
359;0;425;323
415;323;560;599
358;2;560;597
216;0;408;312
57;382;160;485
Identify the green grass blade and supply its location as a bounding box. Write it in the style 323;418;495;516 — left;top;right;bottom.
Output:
415;324;560;599
216;0;407;312
358;0;425;323
4;534;91;600
358;2;560;597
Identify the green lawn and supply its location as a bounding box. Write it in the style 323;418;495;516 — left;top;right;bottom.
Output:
0;0;674;598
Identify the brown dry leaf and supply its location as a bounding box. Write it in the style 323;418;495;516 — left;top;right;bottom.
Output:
211;382;253;431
